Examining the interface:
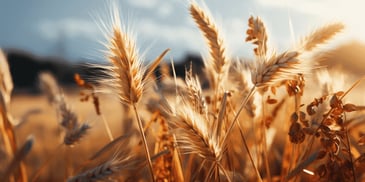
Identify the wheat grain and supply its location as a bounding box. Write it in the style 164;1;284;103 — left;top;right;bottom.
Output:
185;64;207;115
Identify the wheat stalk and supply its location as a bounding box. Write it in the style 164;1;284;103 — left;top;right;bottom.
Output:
98;4;171;181
0;49;27;182
3;136;34;182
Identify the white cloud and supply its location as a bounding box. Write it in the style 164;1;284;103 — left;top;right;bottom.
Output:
127;0;159;9
136;18;205;54
157;3;173;17
38;18;100;42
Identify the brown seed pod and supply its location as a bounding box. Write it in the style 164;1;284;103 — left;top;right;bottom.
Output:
317;150;327;160
315;164;327;177
289;122;305;144
343;103;357;112
290;112;298;123
266;96;278;104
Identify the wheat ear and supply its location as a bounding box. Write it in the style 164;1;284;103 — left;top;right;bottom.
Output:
246;16;268;57
252;51;307;88
168;100;228;180
190;2;229;75
301;23;344;51
67;156;134;182
185;64;207;115
39;72;62;105
100;5;172;181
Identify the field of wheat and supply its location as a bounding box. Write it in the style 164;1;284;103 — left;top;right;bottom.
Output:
1;1;365;182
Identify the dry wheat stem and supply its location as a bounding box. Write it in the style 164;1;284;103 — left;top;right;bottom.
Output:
0;82;27;182
223;87;256;145
3;136;33;182
345;124;357;181
132;103;155;182
0;49;13;106
31;144;63;182
260;97;271;182
100;114;114;141
286;152;318;180
237;122;263;182
144;48;170;82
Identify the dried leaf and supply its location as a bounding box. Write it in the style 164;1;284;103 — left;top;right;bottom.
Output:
358;135;365;145
303;127;316;135
330;94;341;109
290;112;298;123
335;91;344;97
343;103;357;112
266;96;278;104
307;104;316;115
299;111;306;122
316;164;327;177
323;118;333;126
316;150;327;160
289;122;305;144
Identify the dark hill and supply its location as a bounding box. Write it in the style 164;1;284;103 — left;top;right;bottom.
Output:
3;49;204;93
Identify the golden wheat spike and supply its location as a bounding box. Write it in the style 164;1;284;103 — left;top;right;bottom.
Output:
302;23;344;51
246;16;268;57
190;2;229;76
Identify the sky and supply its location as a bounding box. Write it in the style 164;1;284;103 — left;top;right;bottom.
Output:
0;0;365;63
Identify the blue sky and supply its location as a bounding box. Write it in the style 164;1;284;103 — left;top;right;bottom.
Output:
0;0;364;62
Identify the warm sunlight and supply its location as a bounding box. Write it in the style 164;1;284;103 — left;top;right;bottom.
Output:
259;0;365;42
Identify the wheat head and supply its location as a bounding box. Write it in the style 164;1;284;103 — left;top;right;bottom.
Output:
190;2;229;77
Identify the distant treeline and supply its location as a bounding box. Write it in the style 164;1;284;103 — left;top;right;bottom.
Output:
4;49;204;93
4;40;365;93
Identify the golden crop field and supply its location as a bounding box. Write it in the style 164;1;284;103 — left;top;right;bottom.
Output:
1;1;365;182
